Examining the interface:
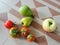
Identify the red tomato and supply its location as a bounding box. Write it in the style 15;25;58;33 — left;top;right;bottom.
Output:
4;20;13;29
21;26;30;37
27;34;35;42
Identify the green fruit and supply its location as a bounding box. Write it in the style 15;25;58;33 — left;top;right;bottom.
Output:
19;5;34;18
20;17;32;26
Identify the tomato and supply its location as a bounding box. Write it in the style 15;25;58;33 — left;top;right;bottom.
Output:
10;27;20;38
21;26;30;37
10;26;18;31
27;34;35;42
4;20;13;29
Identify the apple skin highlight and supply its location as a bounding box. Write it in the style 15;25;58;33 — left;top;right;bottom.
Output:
42;18;56;32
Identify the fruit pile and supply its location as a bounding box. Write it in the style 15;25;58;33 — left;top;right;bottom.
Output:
4;5;57;42
4;5;35;42
4;20;35;42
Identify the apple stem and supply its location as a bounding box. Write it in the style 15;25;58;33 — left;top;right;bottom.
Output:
31;15;34;18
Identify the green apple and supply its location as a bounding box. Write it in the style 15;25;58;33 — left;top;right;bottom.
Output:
20;17;32;26
19;5;34;18
42;18;56;32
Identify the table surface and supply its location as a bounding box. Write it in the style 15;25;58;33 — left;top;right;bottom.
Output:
0;0;60;45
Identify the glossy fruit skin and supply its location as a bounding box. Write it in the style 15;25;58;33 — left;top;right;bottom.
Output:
10;27;20;38
20;17;32;26
27;34;35;42
4;20;13;29
19;5;34;18
21;26;30;37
